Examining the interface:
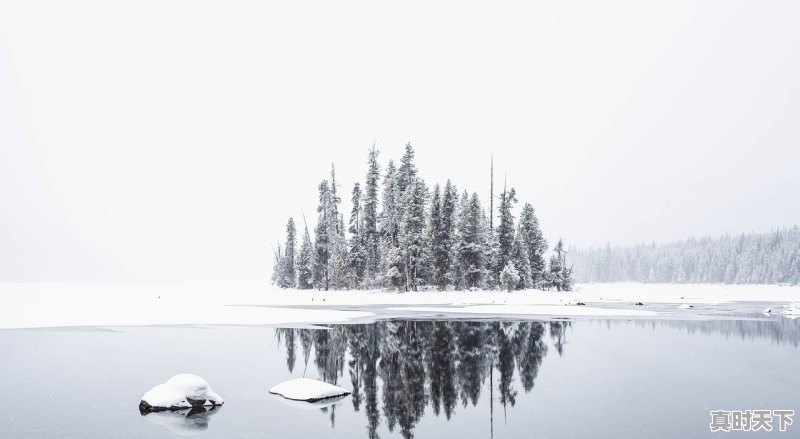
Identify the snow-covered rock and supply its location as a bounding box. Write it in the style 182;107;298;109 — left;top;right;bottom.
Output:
139;374;224;413
269;378;350;402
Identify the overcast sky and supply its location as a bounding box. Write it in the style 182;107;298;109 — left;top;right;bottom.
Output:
1;0;798;282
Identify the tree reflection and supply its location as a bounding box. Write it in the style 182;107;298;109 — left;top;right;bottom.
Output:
276;320;556;438
274;317;800;438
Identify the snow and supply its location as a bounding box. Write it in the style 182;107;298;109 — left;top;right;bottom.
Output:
269;378;350;402
387;304;656;317
783;303;800;319
0;283;371;329
1;282;799;329
140;374;223;410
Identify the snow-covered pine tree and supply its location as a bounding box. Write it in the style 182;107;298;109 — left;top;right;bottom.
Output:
328;164;348;289
397;142;418;197
451;191;470;290
438;180;457;290
394;142;418;287
428;184;443;289
458;192;489;289
402;177;428;291
511;225;533;290
496;183;517;282
546;253;562;291
314;180;332;290
296;220;315;289
499;263;520;292
347;182;366;288
283;218;297;288
363;145;381;284
489;156;494;231
484;202;500;289
379;160;404;289
272;242;286;287
518;203;547;287
547;238;573;291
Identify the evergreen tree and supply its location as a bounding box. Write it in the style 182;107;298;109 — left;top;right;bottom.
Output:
363;145;381;283
428;184;443;289
436;180;457;290
296;221;315;289
328;164;348;289
496;183;517;281
347;182;366;288
451;191;470;289
379;160;404;289
397;142;418;196
458;192;488;289
489;156;494;231
518;203;547;287
547;238;573;291
500;263;520;292
484;217;500;290
283;218;297;288
511;225;533;290
395;142;418;289
314;180;332;290
271;242;286;287
402;178;428;291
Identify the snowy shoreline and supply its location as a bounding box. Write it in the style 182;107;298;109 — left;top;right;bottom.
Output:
1;282;798;329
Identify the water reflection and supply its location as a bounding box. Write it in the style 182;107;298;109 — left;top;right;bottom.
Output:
634;315;800;347
276;321;564;438
140;405;222;435
275;317;800;439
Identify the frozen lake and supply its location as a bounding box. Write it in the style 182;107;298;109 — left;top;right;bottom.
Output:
2;316;798;438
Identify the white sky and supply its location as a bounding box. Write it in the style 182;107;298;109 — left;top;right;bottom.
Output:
1;0;799;282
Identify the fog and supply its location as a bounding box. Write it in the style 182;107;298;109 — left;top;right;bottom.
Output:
2;0;798;282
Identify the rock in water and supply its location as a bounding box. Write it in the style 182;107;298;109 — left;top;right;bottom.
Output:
269;378;350;402
139;374;224;414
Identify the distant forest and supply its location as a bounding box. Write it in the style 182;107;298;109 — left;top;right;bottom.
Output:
571;227;800;285
272;143;573;292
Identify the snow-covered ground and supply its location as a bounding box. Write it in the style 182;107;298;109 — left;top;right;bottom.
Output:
1;283;798;329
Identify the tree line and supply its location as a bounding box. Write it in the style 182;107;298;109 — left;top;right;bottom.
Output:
272;143;573;292
570;226;800;284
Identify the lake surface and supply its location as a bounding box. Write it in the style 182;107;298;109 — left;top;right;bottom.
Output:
1;316;798;438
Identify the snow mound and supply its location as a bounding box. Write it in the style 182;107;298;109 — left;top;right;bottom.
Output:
269;378;350;402
140;374;224;413
783;303;800;319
